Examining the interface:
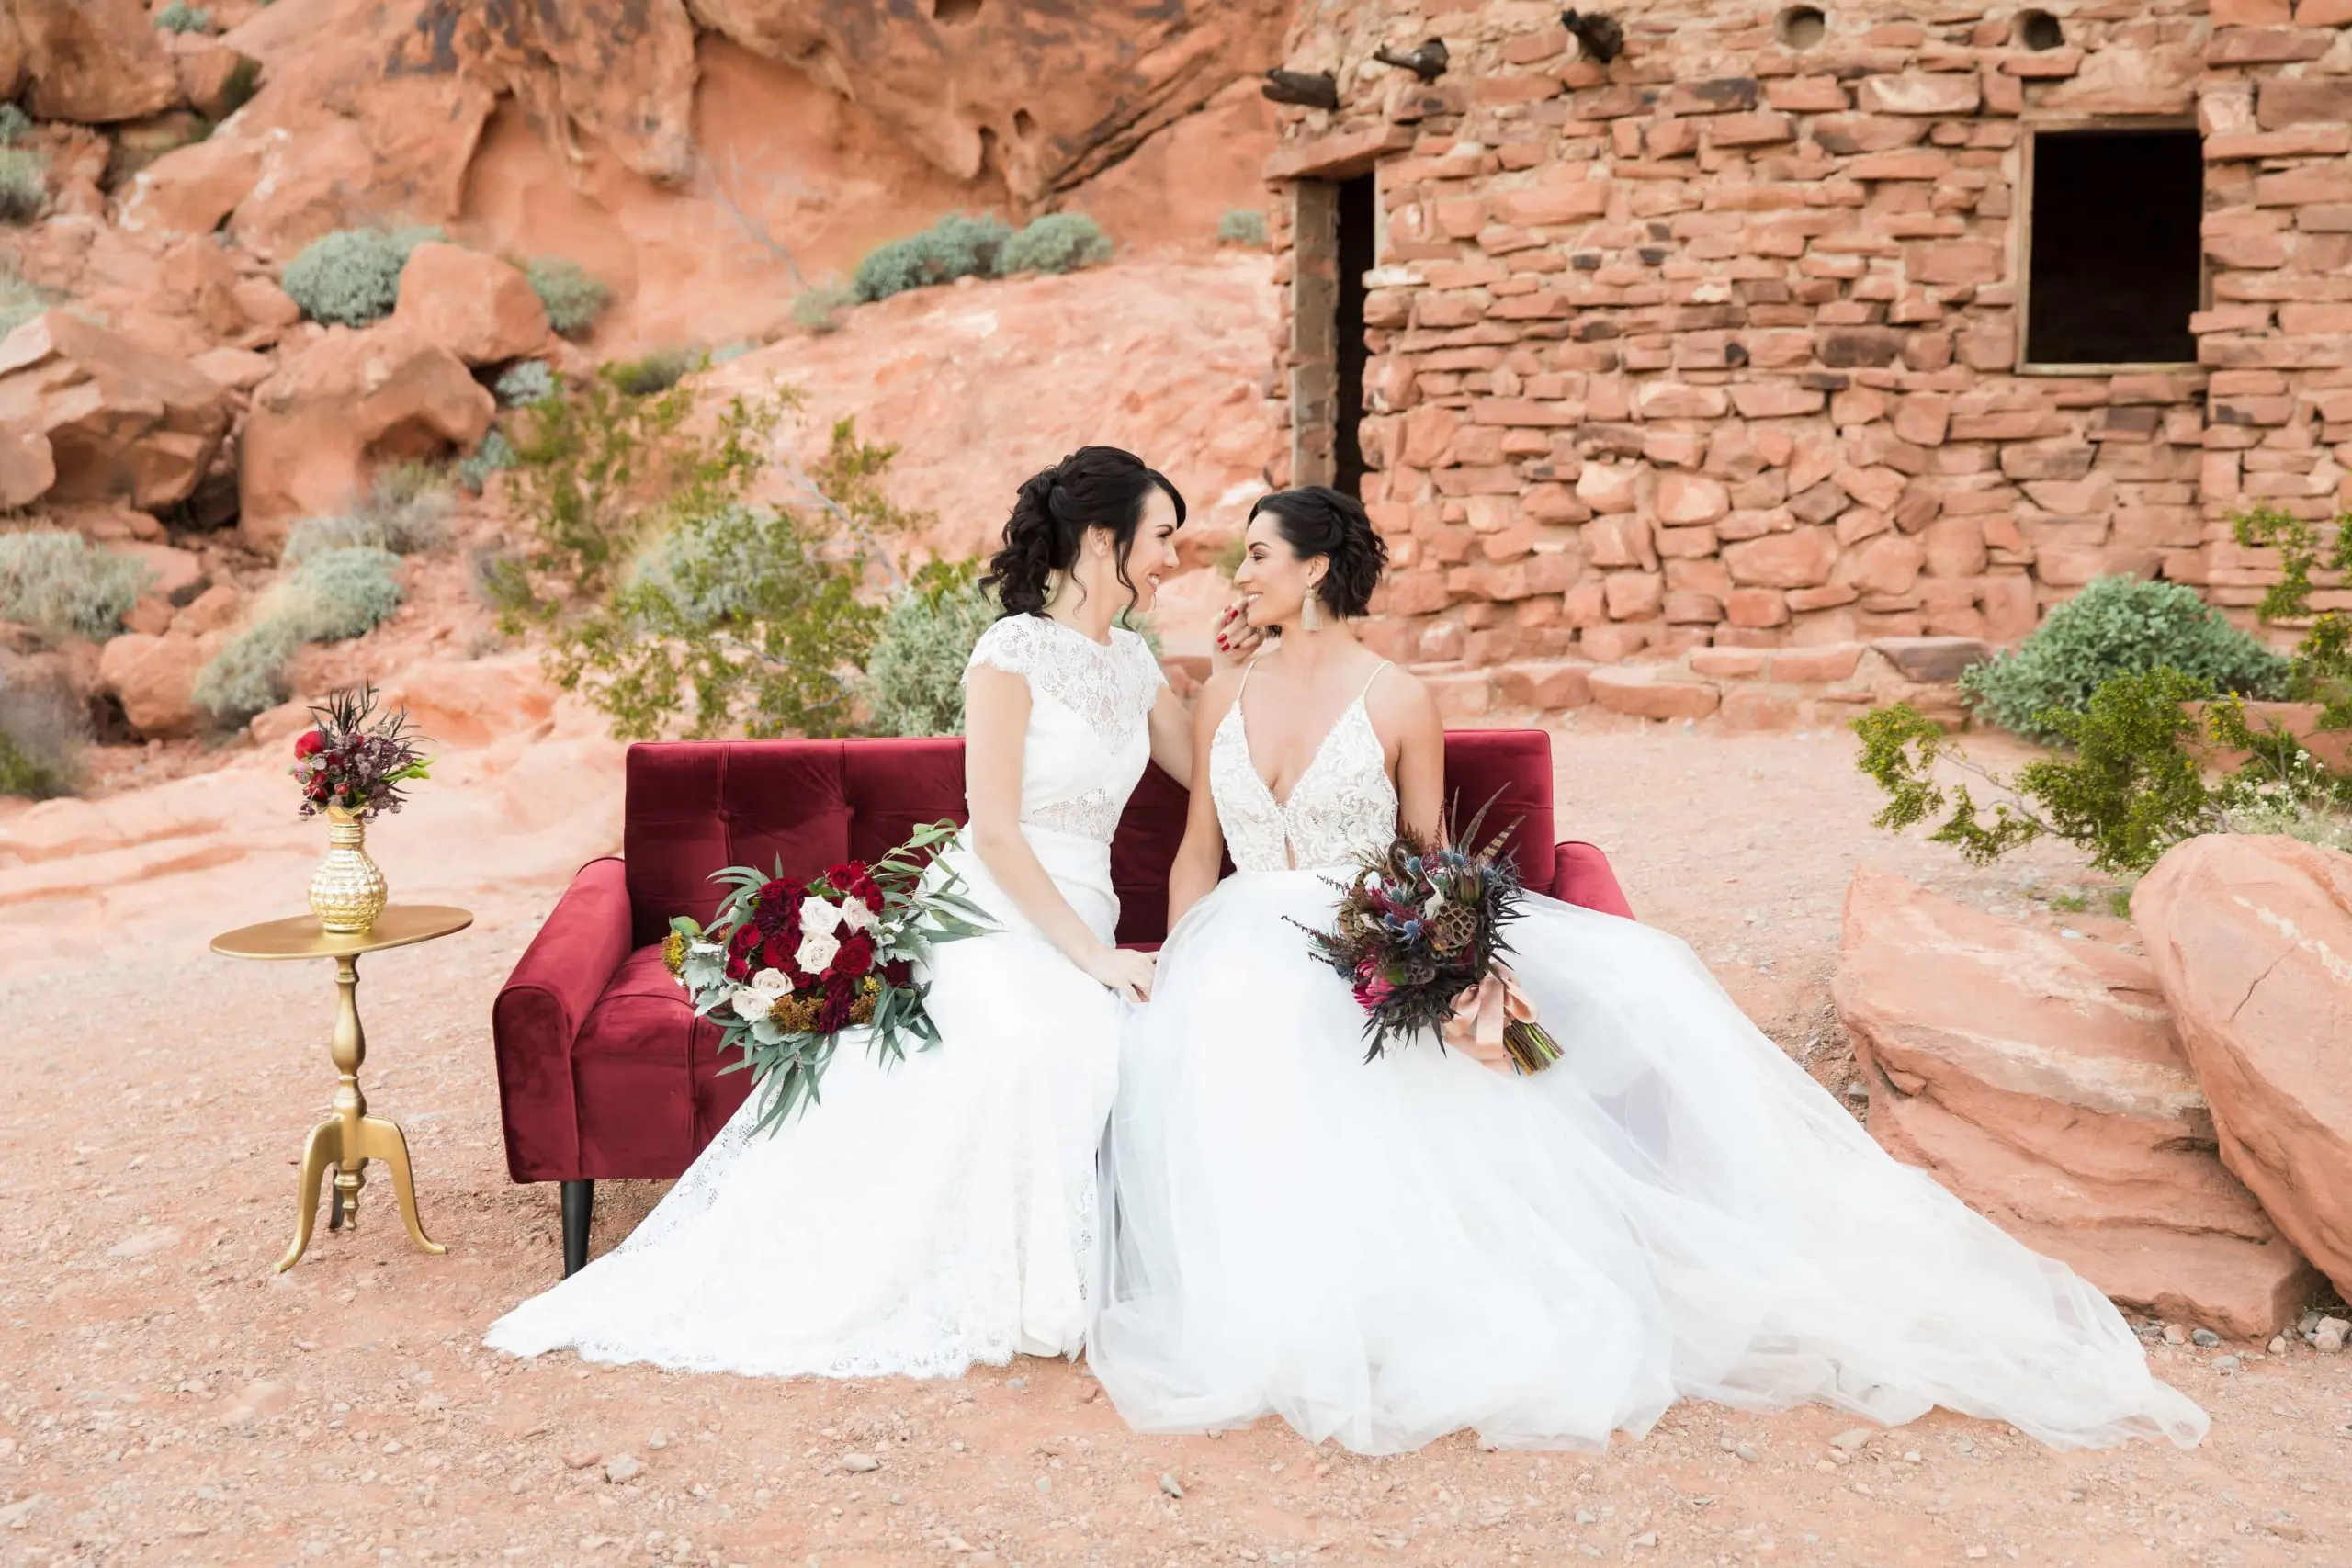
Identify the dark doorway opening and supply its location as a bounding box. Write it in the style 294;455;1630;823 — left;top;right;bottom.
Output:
2025;129;2202;367
1333;174;1376;498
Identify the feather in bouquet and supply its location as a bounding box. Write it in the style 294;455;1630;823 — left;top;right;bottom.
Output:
1295;792;1562;1076
662;820;995;1133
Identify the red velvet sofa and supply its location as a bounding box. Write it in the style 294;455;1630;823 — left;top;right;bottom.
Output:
492;732;1634;1275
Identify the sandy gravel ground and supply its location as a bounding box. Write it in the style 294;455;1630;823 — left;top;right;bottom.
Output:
2;723;2346;1568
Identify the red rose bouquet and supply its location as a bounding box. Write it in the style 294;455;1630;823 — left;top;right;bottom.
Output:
662;819;994;1134
289;685;432;819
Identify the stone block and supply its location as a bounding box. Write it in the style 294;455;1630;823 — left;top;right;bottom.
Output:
1869;636;1994;682
1495;660;1594;710
1589;666;1722;721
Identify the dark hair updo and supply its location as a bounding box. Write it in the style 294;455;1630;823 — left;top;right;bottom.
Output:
983;446;1187;617
1248;485;1388;618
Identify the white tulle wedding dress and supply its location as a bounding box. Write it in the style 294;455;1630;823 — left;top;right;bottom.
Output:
1091;669;2208;1454
486;615;1164;1378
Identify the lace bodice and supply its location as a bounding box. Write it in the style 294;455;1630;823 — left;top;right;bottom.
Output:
965;615;1165;843
1210;666;1398;872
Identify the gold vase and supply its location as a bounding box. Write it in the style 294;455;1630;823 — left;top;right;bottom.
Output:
308;805;388;933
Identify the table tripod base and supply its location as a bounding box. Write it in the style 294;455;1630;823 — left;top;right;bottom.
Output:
278;1114;446;1272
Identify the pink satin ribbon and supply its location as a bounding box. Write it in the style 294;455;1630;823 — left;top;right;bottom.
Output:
1442;963;1538;1073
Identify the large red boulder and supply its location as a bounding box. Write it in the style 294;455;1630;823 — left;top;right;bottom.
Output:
390;243;548;365
1835;864;2317;1337
96;630;224;739
240;322;494;557
17;0;180;125
2135;835;2352;1302
0;311;232;511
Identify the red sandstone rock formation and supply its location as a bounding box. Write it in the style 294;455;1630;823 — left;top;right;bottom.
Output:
15;0;182;125
1835;865;2318;1338
0;310;232;512
390;243;550;366
2135;835;2352;1303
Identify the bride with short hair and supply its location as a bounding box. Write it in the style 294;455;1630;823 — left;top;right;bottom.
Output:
486;446;1239;1378
1090;485;2207;1454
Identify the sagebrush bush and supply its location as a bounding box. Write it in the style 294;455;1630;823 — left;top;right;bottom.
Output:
610;344;704;397
1217;209;1268;247
154;3;216;33
852;213;1012;303
494;359;557;407
0;532;151;641
193;547;405;724
526;257;610;336
861;564;1001;738
0;106;31;148
0;675;84;799
0;148;45;225
1959;575;2292;742
193;618;300;725
1001;212;1113;276
457;429;517;494
281;227;437;327
279;468;450;564
793;285;852;334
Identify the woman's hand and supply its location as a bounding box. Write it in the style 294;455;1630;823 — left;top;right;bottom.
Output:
1083;944;1158;1004
1209;601;1264;672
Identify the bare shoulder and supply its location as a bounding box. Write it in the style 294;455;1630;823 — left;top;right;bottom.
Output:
1365;660;1442;737
1195;663;1250;725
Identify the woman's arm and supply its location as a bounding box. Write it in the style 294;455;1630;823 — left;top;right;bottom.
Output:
1374;669;1448;842
1164;668;1244;931
964;665;1157;1001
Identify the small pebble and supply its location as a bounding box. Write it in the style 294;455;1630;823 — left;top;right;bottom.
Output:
1005;1376;1027;1391
604;1454;641;1485
2190;1327;2222;1348
1159;1472;1184;1500
839;1453;881;1474
2268;1336;2290;1356
1828;1427;1871;1452
647;1431;667;1450
2162;1325;2186;1346
2213;1355;2241;1375
1736;1443;1758;1463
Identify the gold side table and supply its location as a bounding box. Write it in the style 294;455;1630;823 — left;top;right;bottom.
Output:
211;905;472;1271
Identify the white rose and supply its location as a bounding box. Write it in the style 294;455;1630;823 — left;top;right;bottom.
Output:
796;926;842;974
730;987;774;1021
798;895;844;936
837;896;876;933
751;966;795;997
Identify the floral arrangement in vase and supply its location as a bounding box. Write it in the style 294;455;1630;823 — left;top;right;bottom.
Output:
291;685;432;932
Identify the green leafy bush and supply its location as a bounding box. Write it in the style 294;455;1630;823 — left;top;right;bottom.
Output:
526;257;610;336
862;563;1001;738
793;285;852;334
494;359;557;407
852;213;1012;303
193;618;300;724
192;548;405;724
609;344;704;397
1218;209;1268;247
0;532;151;641
1000;212;1112;276
2231;503;2352;728
154;3;216;33
280;227;438;328
456;429;517;495
1959;575;2291;743
0;106;32;148
279;467;451;564
0;148;45;225
0;675;84;799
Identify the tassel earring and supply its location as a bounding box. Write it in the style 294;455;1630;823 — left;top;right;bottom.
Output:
1301;588;1324;633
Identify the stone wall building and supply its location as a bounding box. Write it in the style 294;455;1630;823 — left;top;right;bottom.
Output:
1256;0;2351;714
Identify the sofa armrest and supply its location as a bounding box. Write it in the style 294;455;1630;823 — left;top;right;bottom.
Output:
492;856;635;1182
1553;841;1635;920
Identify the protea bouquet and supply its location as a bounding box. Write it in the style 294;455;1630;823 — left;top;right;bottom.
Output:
289;684;432;819
663;820;994;1133
1296;795;1561;1076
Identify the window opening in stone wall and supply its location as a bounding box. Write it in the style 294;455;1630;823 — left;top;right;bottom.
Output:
1333;174;1376;498
2023;128;2201;367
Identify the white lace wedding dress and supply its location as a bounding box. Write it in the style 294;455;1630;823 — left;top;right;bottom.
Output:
1091;670;2208;1453
485;615;1164;1378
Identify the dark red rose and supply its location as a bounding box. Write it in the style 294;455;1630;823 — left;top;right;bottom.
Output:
725;956;749;983
881;959;914;987
294;728;326;760
762;931;791;971
833;931;874;977
729;926;761;962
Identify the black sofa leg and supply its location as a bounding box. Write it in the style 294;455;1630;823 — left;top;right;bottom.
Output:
560;1179;594;1277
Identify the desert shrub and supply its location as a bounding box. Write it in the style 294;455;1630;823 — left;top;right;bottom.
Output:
192;547;405;724
456;429;517;494
1959;575;2291;743
0;532;151;640
862;562;1001;738
609;344;704;397
0;148;45;225
0;675;84;798
526;256;610;337
280;467;451;564
1001;212;1112;276
793;284;853;334
852;212;1012;303
0;261;55;336
154;3;216;33
494;358;557;408
280;226;438;328
1218;209;1268;248
710;341;755;365
0;106;32;148
2231;503;2352;728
